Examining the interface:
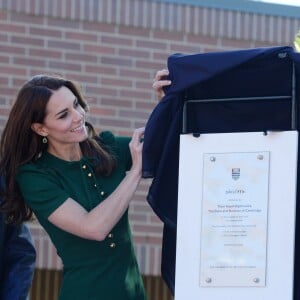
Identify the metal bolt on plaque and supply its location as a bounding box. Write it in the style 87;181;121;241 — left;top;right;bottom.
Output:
253;278;260;283
257;154;264;160
205;278;212;283
210;156;216;162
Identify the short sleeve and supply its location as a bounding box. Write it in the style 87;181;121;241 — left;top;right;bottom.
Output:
99;131;132;171
115;136;132;171
17;164;69;219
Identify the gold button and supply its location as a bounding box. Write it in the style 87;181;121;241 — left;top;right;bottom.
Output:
109;243;116;248
88;173;92;177
82;165;87;169
100;191;105;196
108;233;113;238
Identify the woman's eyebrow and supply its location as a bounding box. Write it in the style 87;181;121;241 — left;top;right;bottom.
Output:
54;97;77;116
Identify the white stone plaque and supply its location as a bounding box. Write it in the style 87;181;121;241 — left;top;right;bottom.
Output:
200;152;269;287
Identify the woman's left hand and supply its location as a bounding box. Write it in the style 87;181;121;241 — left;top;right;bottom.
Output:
152;69;171;100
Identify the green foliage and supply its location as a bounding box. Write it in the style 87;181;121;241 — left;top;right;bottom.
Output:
294;30;300;52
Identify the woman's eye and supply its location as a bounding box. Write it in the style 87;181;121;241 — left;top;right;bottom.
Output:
59;112;68;119
74;99;79;107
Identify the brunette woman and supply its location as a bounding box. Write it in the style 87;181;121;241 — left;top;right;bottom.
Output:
0;74;146;300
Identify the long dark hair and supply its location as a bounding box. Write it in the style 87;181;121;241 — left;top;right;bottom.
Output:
0;74;116;225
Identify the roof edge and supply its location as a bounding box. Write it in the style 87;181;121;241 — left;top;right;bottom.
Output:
154;0;300;18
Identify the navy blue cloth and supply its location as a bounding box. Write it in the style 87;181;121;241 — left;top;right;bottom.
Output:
142;46;300;296
0;214;36;300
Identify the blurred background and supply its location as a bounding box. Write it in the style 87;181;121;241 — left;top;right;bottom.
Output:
0;0;299;299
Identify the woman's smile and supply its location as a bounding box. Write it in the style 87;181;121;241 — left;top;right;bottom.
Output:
70;123;85;133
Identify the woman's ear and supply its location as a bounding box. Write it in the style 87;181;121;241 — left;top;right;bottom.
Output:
31;123;47;137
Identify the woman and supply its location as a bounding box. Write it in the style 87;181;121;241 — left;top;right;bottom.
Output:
0;74;148;300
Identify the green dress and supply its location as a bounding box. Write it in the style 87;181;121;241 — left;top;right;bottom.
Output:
17;132;147;300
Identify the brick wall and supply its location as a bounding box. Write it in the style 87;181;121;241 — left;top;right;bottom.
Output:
1;0;300;276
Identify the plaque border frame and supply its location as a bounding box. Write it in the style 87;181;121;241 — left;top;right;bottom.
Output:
175;131;298;300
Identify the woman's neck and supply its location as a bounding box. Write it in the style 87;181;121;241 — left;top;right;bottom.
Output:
47;143;82;161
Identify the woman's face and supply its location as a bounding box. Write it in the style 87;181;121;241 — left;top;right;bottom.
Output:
36;86;88;147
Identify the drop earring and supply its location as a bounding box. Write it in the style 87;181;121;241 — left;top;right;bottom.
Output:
42;136;48;144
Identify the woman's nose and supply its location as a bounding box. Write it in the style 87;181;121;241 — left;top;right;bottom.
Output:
72;108;84;121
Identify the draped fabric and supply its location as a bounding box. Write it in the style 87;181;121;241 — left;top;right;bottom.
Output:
142;46;300;296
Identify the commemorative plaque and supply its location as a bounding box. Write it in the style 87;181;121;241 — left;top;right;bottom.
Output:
200;152;269;287
175;131;298;300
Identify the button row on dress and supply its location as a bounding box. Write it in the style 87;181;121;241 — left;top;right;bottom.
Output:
82;165;106;197
82;164;111;245
108;232;116;248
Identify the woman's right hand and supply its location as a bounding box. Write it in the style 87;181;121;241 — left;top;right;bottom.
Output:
129;127;145;177
152;69;171;100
